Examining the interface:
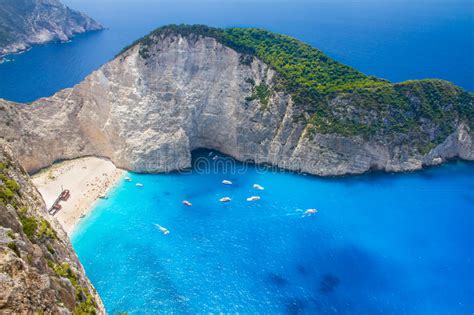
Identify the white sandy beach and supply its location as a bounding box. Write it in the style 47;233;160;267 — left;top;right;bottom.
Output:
32;157;125;235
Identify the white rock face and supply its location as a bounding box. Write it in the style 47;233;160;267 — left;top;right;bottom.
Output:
0;34;473;175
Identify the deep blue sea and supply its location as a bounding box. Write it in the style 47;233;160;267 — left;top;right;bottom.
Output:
71;150;474;314
0;0;473;102
1;0;473;313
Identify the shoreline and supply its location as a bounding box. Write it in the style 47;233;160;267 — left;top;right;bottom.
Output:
32;157;125;235
28;152;473;236
0;28;105;62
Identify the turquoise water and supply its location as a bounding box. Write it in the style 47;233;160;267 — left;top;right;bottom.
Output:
72;150;474;314
1;0;473;102
2;0;472;312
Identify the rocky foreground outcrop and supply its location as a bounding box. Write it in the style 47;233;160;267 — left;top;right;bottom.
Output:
0;0;103;57
0;25;473;176
0;142;104;313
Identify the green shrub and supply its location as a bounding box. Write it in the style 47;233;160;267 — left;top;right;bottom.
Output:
138;46;150;59
48;261;98;314
20;216;38;239
7;242;20;257
0;186;14;204
74;286;97;315
38;219;58;240
0;174;20;192
246;82;271;110
18;206;27;215
46;243;55;254
0;172;20;205
6;230;15;239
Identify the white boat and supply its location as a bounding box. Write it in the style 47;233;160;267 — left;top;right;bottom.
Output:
219;197;231;203
222;180;233;185
253;184;265;190
98;194;108;199
136;183;143;187
154;224;170;235
182;200;192;206
212;156;218;160
246;196;260;202
125;176;132;181
303;208;318;217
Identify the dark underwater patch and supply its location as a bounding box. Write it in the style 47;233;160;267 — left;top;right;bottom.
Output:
319;273;340;294
267;273;289;287
296;264;309;275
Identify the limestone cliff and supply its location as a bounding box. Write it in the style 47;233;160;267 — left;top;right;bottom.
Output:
0;142;104;313
0;0;103;57
0;25;473;176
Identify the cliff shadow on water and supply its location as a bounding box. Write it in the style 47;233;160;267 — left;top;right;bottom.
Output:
188;148;474;182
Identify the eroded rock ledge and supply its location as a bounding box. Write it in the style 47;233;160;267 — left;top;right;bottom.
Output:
0;28;473;176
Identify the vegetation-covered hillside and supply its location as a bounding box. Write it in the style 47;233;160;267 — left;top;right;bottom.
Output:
123;24;473;154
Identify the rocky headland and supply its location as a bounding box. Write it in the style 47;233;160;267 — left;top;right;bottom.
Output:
0;0;103;57
0;25;472;176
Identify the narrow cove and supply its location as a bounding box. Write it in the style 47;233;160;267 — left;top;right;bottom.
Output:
71;150;474;314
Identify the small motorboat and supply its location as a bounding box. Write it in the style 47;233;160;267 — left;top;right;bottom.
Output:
80;214;86;219
125;176;132;181
219;197;231;203
98;194;108;199
246;196;260;202
182;200;192;206
303;208;318;217
154;224;170;235
222;180;233;185
136;183;144;187
212;156;218;160
253;184;265;190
